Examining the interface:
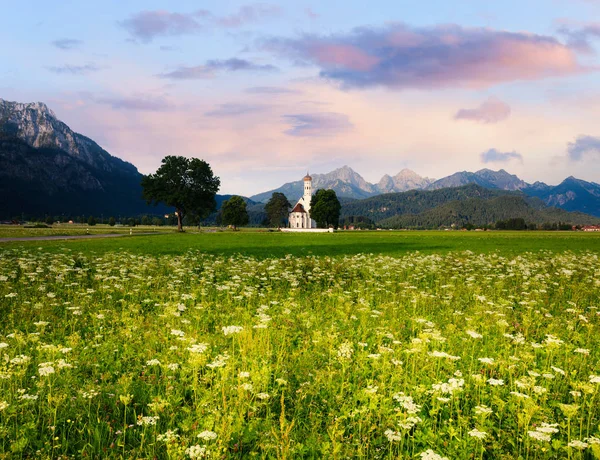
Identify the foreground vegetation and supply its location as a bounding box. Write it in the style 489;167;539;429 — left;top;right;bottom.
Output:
1;240;600;458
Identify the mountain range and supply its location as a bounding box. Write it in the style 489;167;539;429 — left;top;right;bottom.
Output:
251;166;600;217
1;97;599;221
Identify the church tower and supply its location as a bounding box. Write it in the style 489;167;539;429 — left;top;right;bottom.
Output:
303;173;312;213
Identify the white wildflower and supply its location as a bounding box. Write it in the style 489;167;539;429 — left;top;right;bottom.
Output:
222;326;243;336
197;430;217;441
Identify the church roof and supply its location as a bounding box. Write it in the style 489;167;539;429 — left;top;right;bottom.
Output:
291;203;306;213
303;173;312;181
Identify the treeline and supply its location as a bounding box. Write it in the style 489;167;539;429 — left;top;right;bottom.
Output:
377;195;599;229
340;184;516;222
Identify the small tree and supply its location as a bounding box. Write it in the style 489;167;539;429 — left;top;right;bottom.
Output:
310;189;341;228
45;215;54;225
265;192;291;228
141;215;151;226
141;156;220;232
87;215;97;226
221;196;249;230
108;216;116;227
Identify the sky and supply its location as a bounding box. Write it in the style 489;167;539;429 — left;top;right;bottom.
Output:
2;0;600;196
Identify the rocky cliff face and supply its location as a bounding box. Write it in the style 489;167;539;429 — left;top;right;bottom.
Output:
0;99;137;175
0;98;159;218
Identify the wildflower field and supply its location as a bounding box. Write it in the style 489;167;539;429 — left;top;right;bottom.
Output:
1;233;600;459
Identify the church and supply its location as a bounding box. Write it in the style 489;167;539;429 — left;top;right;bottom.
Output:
288;173;317;229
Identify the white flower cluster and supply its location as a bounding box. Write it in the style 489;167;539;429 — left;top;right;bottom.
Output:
197;430;217;441
431;378;464;395
428;351;460;361
222;325;243;336
187;343;208;354
206;353;229;369
337;342;354;361
419;449;449;460
137;416;160;426
186;444;210;459
528;422;559;442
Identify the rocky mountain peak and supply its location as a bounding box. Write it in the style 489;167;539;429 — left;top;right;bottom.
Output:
0;98;137;175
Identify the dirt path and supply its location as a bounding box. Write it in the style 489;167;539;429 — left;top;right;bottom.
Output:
0;232;162;243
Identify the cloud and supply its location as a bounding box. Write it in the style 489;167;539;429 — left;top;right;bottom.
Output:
557;22;600;53
245;86;301;94
205;103;268;117
265;23;586;90
284;112;353;137
46;64;101;75
52;38;83;50
480;148;523;164
159;58;277;79
120;10;205;42
217;3;281;28
96;95;173;111
455;97;511;123
567;135;600;161
121;5;279;42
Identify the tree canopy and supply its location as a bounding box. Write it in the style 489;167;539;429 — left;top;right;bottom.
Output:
141;156;220;232
310;189;341;228
264;192;291;228
221;195;249;230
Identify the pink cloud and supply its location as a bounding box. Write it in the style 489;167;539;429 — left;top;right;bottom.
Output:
310;44;380;72
455;97;511;123
265;24;589;90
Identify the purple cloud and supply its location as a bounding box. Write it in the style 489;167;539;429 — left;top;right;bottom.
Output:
480;148;523;164
46;64;100;75
557;22;600;53
217;3;281;28
284;112;353;137
159;58;277;79
52;38;83;50
455;97;511;123
265;23;585;90
568;135;600;161
120;10;205;42
205;103;267;117
245;86;301;94
96;95;173;111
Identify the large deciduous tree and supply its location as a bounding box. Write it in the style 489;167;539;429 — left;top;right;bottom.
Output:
141;156;220;232
265;192;291;228
310;189;341;228
221;195;249;230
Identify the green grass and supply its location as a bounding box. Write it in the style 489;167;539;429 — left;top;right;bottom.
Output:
1;230;600;257
0;224;177;238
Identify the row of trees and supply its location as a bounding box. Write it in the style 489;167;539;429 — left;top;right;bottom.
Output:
140;156;343;231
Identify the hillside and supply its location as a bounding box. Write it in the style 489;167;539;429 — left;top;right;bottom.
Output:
378;195;599;228
340;184;515;222
0;98;172;218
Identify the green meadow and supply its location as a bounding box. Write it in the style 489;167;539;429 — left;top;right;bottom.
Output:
1;231;600;459
2;229;600;257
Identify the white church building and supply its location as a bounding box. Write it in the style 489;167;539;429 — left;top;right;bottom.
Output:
288;173;317;229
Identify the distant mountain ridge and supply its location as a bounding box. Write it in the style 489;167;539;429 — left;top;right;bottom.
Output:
250;166;434;203
340;184;599;228
252;166;600;217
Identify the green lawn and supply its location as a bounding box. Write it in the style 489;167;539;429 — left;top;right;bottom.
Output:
1;230;599;257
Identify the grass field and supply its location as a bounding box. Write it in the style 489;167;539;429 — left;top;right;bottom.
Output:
0;224;176;239
2;230;600;257
1;232;600;459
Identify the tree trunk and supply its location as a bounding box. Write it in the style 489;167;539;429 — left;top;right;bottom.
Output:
177;209;184;232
